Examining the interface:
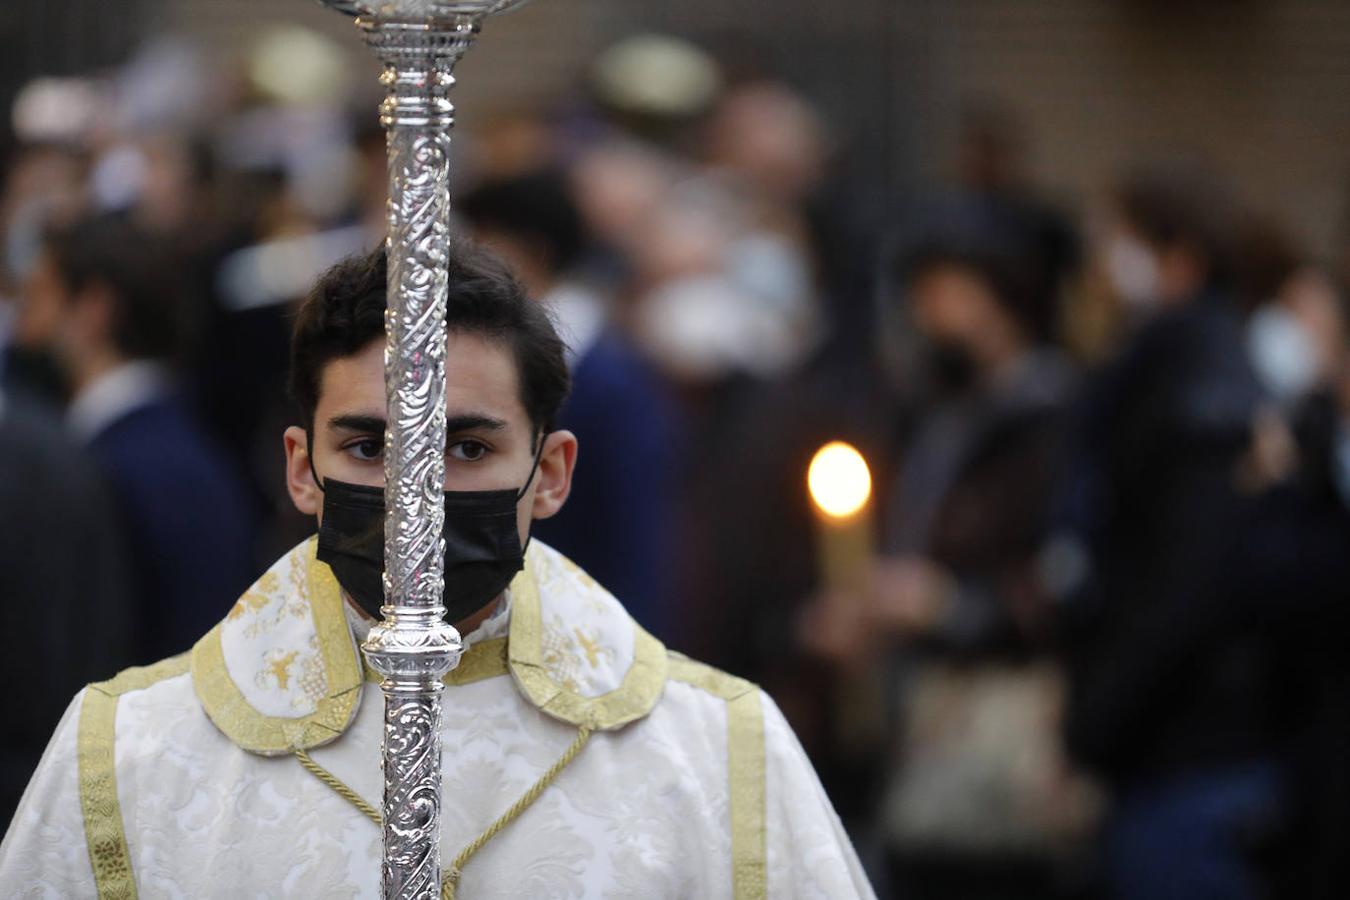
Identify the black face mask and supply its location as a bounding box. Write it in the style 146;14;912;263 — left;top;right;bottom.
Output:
312;442;542;626
923;338;980;396
2;345;70;406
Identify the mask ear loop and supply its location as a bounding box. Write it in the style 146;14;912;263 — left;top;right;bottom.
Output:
514;432;551;562
515;432;549;501
306;427;326;494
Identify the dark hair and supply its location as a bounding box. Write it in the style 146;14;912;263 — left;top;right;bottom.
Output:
892;201;1053;342
1115;158;1237;289
44;215;182;360
1231;214;1301;315
289;241;571;437
457;169;587;276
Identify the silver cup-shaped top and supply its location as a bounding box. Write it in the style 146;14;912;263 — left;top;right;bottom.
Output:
319;0;529;18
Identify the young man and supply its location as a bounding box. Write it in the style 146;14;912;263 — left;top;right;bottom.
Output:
0;242;874;898
17;215;257;662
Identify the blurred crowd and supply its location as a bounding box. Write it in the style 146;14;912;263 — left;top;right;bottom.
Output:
3;25;1350;900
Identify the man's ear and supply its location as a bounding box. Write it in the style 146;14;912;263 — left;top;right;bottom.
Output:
284;425;321;517
531;429;577;521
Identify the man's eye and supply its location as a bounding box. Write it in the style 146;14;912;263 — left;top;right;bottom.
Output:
448;439;489;462
346;439;383;461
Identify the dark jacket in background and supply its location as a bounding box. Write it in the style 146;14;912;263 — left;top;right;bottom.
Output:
1229;392;1350;900
87;394;257;662
887;351;1073;656
0;394;135;828
533;330;679;640
1057;294;1273;786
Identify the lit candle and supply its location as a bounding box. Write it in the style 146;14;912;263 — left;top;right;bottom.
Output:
807;441;885;750
807;441;875;592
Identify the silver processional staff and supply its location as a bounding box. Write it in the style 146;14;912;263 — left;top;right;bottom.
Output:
313;2;531;897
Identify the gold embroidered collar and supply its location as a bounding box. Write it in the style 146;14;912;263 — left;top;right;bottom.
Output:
191;538;667;756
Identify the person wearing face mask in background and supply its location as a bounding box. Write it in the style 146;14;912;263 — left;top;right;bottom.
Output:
1050;160;1297;900
457;169;681;642
1226;253;1350;900
800;208;1092;900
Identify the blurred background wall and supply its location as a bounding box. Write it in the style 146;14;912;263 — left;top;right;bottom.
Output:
9;1;1350;252
0;0;148;144
118;0;1350;257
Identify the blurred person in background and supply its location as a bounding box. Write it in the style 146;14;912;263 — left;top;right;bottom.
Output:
703;80;827;216
1051;160;1288;900
700;79;829;311
627;131;821;388
952;100;1079;320
603;67;899;848
568;137;679;295
0;383;135;828
578;37;822;389
802;207;1091;900
186;28;374;565
0;117;143;830
16;215;257;662
459;168;680;639
1231;256;1350;899
0;141;91;403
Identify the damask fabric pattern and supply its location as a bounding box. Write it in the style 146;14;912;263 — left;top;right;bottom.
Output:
0;539;874;898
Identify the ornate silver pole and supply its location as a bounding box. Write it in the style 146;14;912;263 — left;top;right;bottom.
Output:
315;2;530;897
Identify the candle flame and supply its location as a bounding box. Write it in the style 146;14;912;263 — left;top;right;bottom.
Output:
808;441;872;518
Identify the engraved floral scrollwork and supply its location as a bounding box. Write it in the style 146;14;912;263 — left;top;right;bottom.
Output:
350;9;485;899
308;1;530;895
380;694;443;897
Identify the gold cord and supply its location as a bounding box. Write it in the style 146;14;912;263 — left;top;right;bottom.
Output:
294;726;593;900
442;726;592;899
294;749;382;826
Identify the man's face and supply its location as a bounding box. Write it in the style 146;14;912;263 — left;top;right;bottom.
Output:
909;263;1001;350
284;330;576;552
16;252;72;358
17;251;119;379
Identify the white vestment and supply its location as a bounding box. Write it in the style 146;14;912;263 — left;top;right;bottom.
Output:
0;538;874;899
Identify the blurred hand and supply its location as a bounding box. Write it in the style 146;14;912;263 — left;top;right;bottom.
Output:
797;556;957;666
1236;406;1298;494
872;556;956;635
796;582;874;668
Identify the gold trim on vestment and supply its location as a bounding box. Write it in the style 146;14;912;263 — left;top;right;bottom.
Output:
668;653;767;900
726;689;767;899
84;547;764;898
190;542;362;755
666;653;756;702
194;539;667;753
506;547;667;731
78;653;191;900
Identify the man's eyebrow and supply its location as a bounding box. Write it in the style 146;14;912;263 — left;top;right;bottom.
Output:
326;412;507;435
445;413;507;434
327;413;387;434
